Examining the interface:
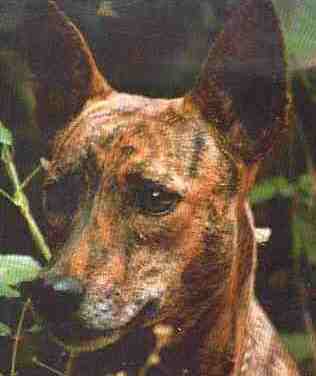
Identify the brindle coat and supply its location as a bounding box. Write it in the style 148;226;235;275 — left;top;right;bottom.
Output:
21;0;300;374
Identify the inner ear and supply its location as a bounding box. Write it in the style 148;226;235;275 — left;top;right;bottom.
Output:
20;0;111;141
185;0;288;163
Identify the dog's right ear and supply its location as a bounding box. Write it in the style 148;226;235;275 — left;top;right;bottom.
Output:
21;0;111;139
184;0;288;164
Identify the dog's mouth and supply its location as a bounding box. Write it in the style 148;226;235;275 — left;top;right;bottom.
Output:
48;321;125;353
46;299;161;353
49;321;113;341
21;274;163;353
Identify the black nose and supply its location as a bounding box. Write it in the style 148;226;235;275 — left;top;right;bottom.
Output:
20;276;85;322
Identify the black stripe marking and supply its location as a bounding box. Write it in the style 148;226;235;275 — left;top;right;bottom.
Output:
189;132;206;178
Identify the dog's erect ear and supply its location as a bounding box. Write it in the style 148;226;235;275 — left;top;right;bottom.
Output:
186;0;288;163
21;0;111;138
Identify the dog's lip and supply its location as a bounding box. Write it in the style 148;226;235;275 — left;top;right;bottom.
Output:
46;299;161;352
48;321;126;353
49;321;112;340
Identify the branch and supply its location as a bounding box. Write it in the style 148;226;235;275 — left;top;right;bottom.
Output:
1;146;51;262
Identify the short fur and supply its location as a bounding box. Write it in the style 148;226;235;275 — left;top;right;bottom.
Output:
21;0;299;374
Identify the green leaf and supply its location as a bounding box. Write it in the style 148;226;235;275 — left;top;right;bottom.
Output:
0;121;13;147
274;0;316;71
250;177;294;205
296;174;314;206
26;323;44;334
281;332;312;362
0;322;11;337
0;282;20;298
0;255;42;287
292;206;316;264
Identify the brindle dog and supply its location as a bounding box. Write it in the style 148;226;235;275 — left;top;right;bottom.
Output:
21;0;299;374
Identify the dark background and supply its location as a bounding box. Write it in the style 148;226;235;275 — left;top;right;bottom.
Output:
1;0;316;374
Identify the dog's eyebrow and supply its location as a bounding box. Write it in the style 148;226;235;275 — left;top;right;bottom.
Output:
129;162;188;195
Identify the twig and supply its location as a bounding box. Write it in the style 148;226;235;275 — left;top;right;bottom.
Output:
138;325;173;376
21;164;42;190
64;352;78;376
1;146;51;262
32;357;66;376
10;299;32;376
0;187;15;204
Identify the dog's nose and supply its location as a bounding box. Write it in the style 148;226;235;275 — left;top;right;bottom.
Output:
20;276;85;322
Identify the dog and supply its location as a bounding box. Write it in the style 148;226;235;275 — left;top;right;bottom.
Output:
21;0;300;374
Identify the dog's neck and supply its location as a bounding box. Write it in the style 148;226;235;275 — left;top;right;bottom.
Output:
158;201;257;375
204;200;257;375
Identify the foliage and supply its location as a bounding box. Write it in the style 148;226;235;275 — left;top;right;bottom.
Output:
0;322;11;337
282;332;313;362
251;173;316;369
0;123;46;334
251;173;316;261
0;122;51;262
0;123;13;147
0;255;41;299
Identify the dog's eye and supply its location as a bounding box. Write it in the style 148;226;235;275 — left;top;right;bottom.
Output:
43;173;81;217
127;175;181;216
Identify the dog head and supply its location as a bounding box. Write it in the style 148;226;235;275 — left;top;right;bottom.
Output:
22;0;287;354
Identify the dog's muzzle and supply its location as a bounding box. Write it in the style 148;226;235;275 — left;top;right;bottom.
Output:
20;275;85;323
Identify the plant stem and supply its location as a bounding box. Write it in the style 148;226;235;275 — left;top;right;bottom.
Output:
10;299;32;376
33;357;66;376
19;198;51;262
2;146;51;262
0;187;15;204
64;352;77;376
21;164;42;190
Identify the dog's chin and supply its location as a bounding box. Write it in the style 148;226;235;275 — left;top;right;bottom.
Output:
48;322;128;354
45;299;162;353
48;307;158;353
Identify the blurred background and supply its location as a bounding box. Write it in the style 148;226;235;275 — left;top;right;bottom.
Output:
1;0;316;374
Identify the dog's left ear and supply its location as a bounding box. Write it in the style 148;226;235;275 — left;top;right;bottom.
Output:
185;0;288;163
20;0;111;140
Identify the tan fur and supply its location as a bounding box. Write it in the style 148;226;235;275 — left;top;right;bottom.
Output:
21;0;300;374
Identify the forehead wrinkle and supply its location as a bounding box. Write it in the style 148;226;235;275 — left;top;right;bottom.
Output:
52;96;183;165
116;118;205;190
49;97;184;180
50;117;130;176
125;128;185;181
84;93;183;121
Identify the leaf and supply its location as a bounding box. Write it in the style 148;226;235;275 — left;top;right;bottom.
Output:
0;255;42;287
281;332;311;362
250;177;294;205
26;323;43;334
97;1;119;17
296;174;314;206
0;282;20;298
0;121;13;147
274;0;316;71
292;208;316;264
0;322;11;337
